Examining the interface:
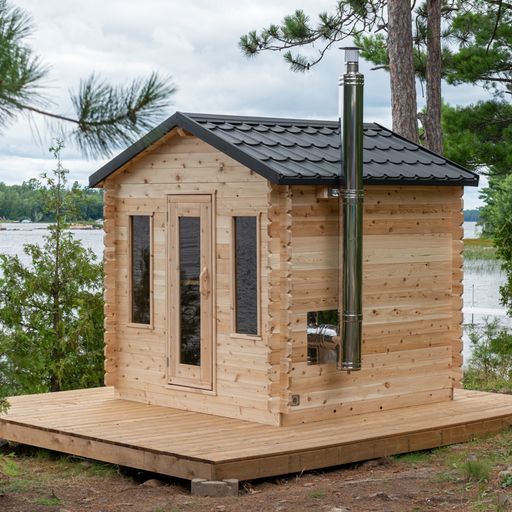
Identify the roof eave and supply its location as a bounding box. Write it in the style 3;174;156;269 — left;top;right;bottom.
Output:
88;112;479;188
89;112;286;188
88;112;185;187
373;123;480;187
276;176;478;186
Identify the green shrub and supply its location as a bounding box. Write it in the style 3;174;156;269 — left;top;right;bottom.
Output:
463;319;512;392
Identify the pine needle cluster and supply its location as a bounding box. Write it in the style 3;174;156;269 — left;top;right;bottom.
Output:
0;0;175;158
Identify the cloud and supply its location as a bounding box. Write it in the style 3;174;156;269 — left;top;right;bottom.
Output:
0;0;492;205
0;154;104;186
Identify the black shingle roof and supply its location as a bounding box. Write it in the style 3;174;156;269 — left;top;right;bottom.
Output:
89;112;479;187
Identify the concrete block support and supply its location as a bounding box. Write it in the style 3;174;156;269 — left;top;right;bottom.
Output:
191;478;239;497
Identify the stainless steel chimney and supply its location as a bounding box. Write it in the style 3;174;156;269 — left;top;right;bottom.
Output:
338;47;364;371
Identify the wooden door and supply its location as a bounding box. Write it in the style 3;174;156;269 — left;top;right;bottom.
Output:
168;195;213;390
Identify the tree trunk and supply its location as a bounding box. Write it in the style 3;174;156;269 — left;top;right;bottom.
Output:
50;169;63;393
424;0;443;154
387;0;419;142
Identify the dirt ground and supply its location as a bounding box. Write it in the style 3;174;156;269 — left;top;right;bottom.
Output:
2;430;512;512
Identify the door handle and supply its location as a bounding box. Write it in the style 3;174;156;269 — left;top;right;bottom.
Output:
200;267;210;298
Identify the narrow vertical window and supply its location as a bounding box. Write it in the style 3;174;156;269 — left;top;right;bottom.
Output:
179;216;201;366
234;216;258;335
131;215;151;324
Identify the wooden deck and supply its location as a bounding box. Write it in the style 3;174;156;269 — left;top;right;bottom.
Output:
1;387;512;481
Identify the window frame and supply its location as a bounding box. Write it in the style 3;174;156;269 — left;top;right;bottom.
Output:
231;214;261;338
127;213;153;329
167;194;214;391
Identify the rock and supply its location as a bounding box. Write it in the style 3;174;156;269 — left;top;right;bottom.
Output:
224;479;239;495
497;491;512;508
190;478;239;497
303;482;314;487
368;492;392;501
466;453;478;462
140;478;164;488
499;469;512;479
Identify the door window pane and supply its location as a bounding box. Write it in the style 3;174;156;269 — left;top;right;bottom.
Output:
131;216;151;324
234;216;258;335
179;216;201;365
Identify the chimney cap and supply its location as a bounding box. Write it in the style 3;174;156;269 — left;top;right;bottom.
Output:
340;46;360;63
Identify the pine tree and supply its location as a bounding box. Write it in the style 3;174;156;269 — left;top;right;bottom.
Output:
0;142;104;399
387;0;418;142
0;0;175;158
239;1;419;144
239;1;512;154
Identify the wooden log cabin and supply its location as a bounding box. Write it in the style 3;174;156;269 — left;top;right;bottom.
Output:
6;108;512;483
4;52;512;482
87;110;479;427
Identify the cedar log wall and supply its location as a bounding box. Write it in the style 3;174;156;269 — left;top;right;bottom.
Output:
280;184;463;425
103;132;280;425
102;132;464;427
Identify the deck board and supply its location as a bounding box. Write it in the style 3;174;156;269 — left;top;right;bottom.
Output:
1;387;512;480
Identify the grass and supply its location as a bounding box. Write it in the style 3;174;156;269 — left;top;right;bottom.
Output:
464;238;499;261
461;459;492;483
3;434;512;512
0;448;120;500
463;367;512;393
1;454;21;477
34;496;62;506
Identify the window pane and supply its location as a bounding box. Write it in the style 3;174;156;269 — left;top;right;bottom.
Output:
131;216;150;324
235;216;258;335
179;216;201;366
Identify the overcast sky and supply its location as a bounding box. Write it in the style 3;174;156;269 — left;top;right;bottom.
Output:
3;0;490;207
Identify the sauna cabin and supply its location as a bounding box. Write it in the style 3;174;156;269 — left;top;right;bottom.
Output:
89;111;478;427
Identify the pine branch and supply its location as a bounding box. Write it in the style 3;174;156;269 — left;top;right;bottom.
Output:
0;0;49;125
0;0;176;158
12;102;78;124
69;72;176;159
486;0;505;52
239;0;386;71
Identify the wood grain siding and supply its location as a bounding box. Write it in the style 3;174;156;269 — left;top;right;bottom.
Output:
282;185;461;425
103;132;463;426
451;187;464;388
103;183;118;387
105;134;278;425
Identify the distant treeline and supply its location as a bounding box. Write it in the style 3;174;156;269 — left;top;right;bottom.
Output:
0;184;482;224
464;209;480;222
0;181;103;221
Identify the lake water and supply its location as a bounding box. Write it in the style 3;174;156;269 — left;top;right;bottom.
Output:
462;222;510;363
0;221;508;365
0;222;103;263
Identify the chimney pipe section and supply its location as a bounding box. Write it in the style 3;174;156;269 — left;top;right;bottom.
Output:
338;48;364;371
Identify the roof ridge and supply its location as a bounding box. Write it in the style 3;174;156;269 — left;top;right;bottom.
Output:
182;111;379;129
